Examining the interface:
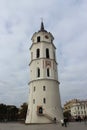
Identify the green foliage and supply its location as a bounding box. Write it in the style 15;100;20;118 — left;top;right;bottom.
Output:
0;104;18;122
0;104;7;121
0;102;28;122
18;102;28;120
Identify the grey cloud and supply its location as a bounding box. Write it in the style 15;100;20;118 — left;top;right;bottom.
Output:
0;0;87;106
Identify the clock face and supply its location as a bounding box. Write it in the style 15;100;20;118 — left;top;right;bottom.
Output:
45;35;49;39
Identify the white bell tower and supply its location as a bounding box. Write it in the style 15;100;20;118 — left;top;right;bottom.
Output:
25;21;63;124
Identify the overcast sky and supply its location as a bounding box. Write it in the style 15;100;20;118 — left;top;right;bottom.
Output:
0;0;87;107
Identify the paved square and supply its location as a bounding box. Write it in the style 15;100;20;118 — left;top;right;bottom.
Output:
0;122;87;130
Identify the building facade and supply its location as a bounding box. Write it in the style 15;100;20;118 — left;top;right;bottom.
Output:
64;99;87;120
25;22;63;124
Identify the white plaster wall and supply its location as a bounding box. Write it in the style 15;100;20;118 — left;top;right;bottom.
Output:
26;79;63;123
26;28;63;124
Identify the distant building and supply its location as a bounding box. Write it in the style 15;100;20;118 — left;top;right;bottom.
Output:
63;99;87;119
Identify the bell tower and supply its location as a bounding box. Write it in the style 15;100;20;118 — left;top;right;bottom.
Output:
25;21;63;124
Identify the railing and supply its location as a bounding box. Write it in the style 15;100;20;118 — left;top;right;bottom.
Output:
43;110;59;123
36;106;60;123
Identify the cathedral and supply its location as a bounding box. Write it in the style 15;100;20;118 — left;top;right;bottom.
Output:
25;21;63;124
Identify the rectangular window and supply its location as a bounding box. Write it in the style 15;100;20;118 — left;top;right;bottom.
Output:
47;68;50;77
33;99;35;104
36;49;40;58
34;86;36;92
37;68;40;77
78;111;80;114
46;48;49;58
54;51;56;60
43;86;46;91
43;98;46;104
84;105;85;109
37;36;40;42
81;111;83;114
84;111;86;114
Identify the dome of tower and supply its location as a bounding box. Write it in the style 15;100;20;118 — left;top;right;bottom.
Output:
31;21;54;43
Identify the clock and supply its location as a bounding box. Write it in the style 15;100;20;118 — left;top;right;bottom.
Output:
45;35;49;39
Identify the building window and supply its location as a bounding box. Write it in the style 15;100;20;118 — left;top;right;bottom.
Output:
43;86;46;91
33;99;35;104
81;111;83;114
34;86;36;92
84;105;85;109
37;68;40;77
54;51;56;60
43;98;46;104
78;111;80;114
37;36;40;42
46;48;49;58
84;111;86;114
36;48;40;58
47;68;50;77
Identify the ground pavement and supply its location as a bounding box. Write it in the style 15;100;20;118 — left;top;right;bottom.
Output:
0;122;87;130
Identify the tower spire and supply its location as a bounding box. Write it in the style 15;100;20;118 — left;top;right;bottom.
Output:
40;18;44;31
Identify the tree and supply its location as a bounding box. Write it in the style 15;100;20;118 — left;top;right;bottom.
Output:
0;104;7;121
19;103;28;120
0;103;28;122
6;105;18;121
